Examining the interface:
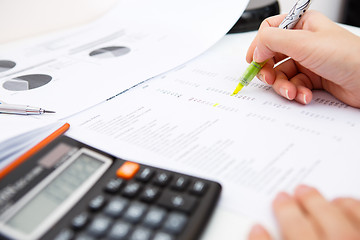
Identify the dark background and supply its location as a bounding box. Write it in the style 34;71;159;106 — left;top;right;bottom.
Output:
229;0;360;34
343;0;360;27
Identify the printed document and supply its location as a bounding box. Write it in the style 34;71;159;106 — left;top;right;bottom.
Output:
67;32;360;237
0;0;249;142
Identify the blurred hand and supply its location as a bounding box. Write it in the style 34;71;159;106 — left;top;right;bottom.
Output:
246;11;360;108
248;185;360;240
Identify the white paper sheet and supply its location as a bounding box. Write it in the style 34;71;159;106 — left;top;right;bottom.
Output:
66;31;360;238
0;0;248;142
0;121;66;170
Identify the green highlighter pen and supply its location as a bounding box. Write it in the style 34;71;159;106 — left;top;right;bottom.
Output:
231;0;312;96
231;61;267;96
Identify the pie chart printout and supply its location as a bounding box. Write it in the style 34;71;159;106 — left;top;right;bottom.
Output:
89;46;131;59
2;74;52;91
0;60;16;73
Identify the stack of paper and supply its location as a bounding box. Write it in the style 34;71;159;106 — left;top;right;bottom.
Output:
66;30;360;238
0;0;249;165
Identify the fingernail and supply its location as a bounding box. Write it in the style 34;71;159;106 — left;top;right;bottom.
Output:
333;197;351;205
257;73;267;84
253;47;260;62
303;94;308;104
279;87;290;100
295;185;314;196
334;198;358;207
274;192;292;203
249;224;267;237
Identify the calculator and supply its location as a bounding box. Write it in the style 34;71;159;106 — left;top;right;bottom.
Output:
0;135;221;240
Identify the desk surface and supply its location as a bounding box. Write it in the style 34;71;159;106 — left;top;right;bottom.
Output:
2;1;360;239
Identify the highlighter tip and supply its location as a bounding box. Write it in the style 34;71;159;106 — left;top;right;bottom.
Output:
231;83;244;96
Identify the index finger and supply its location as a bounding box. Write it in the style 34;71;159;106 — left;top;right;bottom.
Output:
246;14;287;63
272;192;318;240
294;185;360;239
332;198;360;231
247;11;333;64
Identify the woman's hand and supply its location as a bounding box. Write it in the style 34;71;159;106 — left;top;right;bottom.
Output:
248;185;360;240
246;11;360;108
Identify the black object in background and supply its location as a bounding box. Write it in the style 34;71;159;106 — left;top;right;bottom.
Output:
228;0;280;33
344;0;360;27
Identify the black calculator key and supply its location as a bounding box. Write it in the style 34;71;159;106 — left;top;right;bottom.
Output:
142;206;167;229
162;212;188;235
54;229;75;240
12;136;222;240
189;180;208;196
104;178;125;193
103;196;129;218
86;215;112;237
140;186;160;203
129;226;153;240
88;195;106;211
152;232;175;240
136;167;154;182
71;212;90;230
153;172;172;186
107;220;132;240
157;190;197;213
123;201;148;223
74;233;96;240
122;182;142;198
171;176;189;191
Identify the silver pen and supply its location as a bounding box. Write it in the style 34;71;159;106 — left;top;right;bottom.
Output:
0;103;55;115
279;0;312;29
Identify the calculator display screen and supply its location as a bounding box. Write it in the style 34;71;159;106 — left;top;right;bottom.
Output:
5;153;103;234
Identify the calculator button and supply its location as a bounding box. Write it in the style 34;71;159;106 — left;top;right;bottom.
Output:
153;172;172;186
123;201;148;223
74;233;95;240
116;161;140;180
136;167;154;182
189;180;208;196
129;226;152;240
103;196;129;218
88;195;106;211
122;182;142;198
162;212;188;235
104;178;125;193
171;176;189;191
107;220;132;240
54;229;74;240
71;212;90;230
152;232;175;240
142;206;167;229
86;215;112;237
140;186;160;203
157;190;197;213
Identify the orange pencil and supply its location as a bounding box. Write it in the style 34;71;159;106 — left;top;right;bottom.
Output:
0;123;70;179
